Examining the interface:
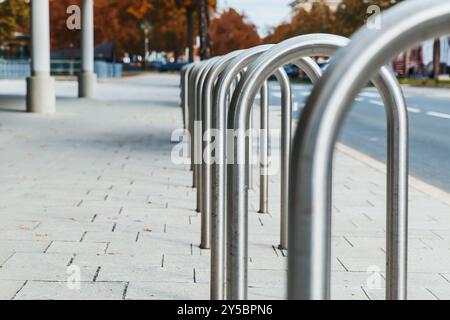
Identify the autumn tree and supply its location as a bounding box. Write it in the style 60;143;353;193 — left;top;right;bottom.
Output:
209;8;261;56
0;0;29;43
336;0;403;36
290;0;336;36
49;0;216;58
50;0;154;56
264;23;291;44
265;0;403;43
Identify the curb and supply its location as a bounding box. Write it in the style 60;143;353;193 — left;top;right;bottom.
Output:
336;143;450;206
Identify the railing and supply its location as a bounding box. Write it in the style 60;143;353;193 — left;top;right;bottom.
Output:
178;0;450;300
0;59;31;78
0;59;122;79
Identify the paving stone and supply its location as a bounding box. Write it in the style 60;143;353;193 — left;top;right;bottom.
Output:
97;265;194;283
0;240;50;254
14;281;126;300
1;75;450;299
46;241;108;254
126;281;208;300
0;253;97;282
0;280;26;300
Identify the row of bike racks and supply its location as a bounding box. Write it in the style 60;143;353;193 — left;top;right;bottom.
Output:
179;0;450;300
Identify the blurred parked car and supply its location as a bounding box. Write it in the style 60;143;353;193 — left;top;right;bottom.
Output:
283;64;300;78
157;62;188;72
147;59;165;70
317;61;329;72
269;63;300;80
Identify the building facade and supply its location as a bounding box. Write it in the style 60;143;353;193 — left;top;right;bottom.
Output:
289;0;341;12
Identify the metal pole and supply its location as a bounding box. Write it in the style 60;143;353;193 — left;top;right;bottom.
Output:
278;69;292;250
182;64;194;131
196;63;208;211
26;0;55;114
201;51;242;299
180;67;186;128
374;69;409;301
280;56;322;250
212;45;318;298
289;0;450;299
248;104;255;191
227;67;292;299
79;0;96;98
228;33;410;300
258;81;269;214
255;57;321;219
225;36;346;300
211;45;272;299
198;58;221;248
188;63;203;180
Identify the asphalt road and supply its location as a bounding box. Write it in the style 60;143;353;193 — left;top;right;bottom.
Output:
268;83;450;192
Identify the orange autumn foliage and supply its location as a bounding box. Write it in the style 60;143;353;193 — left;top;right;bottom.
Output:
209;8;261;57
49;0;216;57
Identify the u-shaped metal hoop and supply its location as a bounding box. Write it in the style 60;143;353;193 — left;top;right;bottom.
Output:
289;0;450;300
228;33;409;300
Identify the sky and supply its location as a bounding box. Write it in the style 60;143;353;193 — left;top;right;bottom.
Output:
218;0;293;36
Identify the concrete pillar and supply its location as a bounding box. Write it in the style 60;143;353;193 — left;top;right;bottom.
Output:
26;0;55;114
79;0;96;98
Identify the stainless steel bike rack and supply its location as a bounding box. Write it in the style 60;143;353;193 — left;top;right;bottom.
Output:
188;62;205;185
189;59;219;215
258;81;269;214
181;64;195;131
211;45;322;299
183;62;197;172
257;57;323;215
210;45;274;299
207;45;278;299
196;57;221;248
228;33;409;300
289;0;450;300
200;52;243;252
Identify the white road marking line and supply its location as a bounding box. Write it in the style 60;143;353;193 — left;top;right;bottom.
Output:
407;107;421;113
271;92;282;98
272;91;311;98
293;102;305;111
426;111;450;120
369;100;422;114
355;97;364;102
369;99;384;106
360;92;380;98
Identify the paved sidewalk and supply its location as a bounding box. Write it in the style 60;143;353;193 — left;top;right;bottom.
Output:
0;74;450;300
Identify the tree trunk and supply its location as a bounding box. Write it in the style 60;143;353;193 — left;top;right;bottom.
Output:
433;38;441;80
404;49;411;77
197;0;204;60
186;5;194;63
202;0;210;59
